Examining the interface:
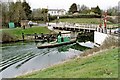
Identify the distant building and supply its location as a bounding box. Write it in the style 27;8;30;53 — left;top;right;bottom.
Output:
48;9;66;16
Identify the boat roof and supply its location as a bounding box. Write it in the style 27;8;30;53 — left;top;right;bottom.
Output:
61;31;71;34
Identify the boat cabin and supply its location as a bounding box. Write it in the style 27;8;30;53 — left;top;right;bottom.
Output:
57;31;71;43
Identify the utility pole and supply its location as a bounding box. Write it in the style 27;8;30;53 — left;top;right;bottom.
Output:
47;6;49;26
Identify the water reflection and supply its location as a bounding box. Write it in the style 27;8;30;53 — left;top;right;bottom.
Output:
71;43;91;51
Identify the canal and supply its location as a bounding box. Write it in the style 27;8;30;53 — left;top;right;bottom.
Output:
1;41;93;78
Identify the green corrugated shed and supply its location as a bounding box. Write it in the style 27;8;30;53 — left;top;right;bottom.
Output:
9;22;15;28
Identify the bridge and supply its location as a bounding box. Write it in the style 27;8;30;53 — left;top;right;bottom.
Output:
48;22;119;45
51;23;97;32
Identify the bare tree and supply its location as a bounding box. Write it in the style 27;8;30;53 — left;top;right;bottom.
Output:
79;4;89;14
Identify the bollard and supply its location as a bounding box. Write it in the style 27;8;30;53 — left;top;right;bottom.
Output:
103;27;107;34
22;33;24;41
100;28;103;33
109;28;111;34
41;33;44;39
95;27;97;31
34;33;37;40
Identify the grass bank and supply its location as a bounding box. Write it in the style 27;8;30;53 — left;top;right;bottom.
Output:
19;47;118;78
1;26;52;40
59;18;101;24
52;18;118;28
53;18;113;24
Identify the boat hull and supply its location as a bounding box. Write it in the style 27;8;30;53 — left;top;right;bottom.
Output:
37;39;76;49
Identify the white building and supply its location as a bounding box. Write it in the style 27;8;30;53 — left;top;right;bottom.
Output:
48;9;66;16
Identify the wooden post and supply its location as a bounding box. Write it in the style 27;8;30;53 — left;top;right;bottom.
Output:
23;25;25;29
41;33;44;39
22;33;24;41
34;33;37;40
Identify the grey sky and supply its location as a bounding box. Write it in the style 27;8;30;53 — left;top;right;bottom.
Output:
14;0;119;11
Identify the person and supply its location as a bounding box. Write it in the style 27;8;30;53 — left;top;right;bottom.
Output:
28;21;33;28
57;32;64;42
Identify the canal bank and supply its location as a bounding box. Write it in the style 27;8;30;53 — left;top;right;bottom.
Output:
1;26;52;44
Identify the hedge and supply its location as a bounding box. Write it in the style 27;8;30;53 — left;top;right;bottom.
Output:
31;14;101;22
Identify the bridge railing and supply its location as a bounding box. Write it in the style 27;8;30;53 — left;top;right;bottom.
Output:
55;22;98;30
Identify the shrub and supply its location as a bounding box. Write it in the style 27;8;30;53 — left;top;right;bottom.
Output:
100;36;118;50
80;47;100;56
48;14;101;21
107;17;118;24
60;14;101;18
31;14;101;22
1;32;17;43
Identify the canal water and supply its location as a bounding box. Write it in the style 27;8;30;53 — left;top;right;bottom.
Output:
0;41;92;78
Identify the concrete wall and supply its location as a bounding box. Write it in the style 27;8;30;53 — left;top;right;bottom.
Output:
94;31;118;45
94;31;108;45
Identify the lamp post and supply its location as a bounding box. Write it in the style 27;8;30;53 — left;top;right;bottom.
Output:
57;15;59;23
56;10;59;23
47;13;49;26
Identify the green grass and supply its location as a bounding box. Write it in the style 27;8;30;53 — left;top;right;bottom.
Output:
18;48;118;78
2;26;52;39
52;18;118;28
52;18;117;27
53;18;113;24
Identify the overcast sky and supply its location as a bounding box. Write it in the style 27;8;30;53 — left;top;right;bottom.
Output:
13;0;119;11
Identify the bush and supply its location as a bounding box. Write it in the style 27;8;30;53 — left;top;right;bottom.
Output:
49;16;57;21
31;14;101;22
80;47;100;56
107;17;118;24
60;14;101;18
1;32;17;43
48;14;101;21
